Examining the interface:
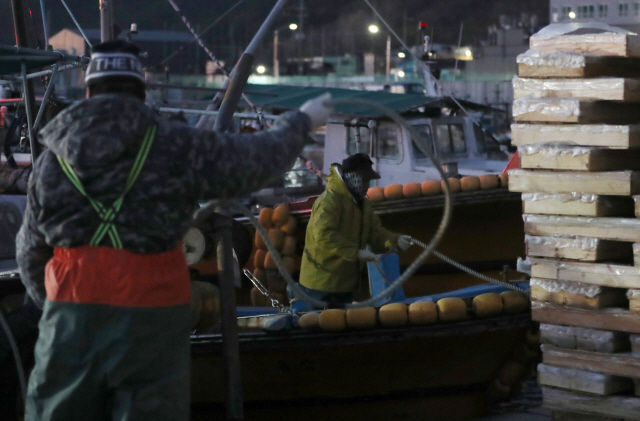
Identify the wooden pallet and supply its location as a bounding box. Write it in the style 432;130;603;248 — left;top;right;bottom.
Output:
519;146;640;171
543;387;640;420
532;302;640;334
523;214;640;242
511;123;640;149
522;194;634;217
529;32;640;57
513;98;640;124
542;345;640;379
540;324;629;353
514;77;640;101
531;258;640;289
518;53;640;79
538;363;633;395
509;170;640;196
531;278;629;309
526;235;632;261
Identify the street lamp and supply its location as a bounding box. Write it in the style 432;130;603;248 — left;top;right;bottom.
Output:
398;52;406;58
256;65;266;74
568;11;576;18
274;24;299;79
398;70;405;78
368;24;379;34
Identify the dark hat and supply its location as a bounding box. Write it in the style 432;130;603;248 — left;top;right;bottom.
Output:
85;40;144;86
342;153;380;179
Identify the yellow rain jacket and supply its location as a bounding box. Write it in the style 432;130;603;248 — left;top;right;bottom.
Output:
300;165;399;293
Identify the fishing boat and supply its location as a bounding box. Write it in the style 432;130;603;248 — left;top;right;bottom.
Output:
0;1;536;420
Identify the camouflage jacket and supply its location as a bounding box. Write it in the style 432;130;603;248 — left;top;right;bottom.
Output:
16;94;310;307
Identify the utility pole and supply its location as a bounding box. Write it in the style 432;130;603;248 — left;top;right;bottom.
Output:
10;0;41;160
297;0;304;74
100;0;114;42
385;35;391;80
273;29;280;78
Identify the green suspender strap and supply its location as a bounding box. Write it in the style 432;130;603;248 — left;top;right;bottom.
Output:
56;125;157;249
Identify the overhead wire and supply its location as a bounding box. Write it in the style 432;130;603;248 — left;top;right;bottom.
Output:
160;0;247;66
163;0;259;113
59;0;92;48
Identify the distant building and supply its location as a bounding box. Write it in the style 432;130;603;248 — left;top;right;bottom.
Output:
49;28;203;78
550;0;640;32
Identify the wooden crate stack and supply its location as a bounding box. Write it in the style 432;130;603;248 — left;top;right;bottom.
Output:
509;27;640;421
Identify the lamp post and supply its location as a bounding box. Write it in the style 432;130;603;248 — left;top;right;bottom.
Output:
273;23;298;78
367;24;391;79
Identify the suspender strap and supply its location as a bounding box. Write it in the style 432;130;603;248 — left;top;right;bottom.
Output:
56;125;157;249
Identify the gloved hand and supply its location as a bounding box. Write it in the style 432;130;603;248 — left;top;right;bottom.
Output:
358;249;380;263
299;93;333;130
397;235;413;251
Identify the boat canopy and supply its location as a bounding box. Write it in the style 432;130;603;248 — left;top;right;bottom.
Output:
0;44;88;76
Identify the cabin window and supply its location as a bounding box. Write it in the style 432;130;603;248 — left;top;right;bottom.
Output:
346;126;371;155
435;123;467;156
377;126;400;159
409;124;435;161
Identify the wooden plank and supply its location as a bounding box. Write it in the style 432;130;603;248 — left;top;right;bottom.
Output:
531;278;628;309
523;214;640;242
522;194;634;217
553;411;628;421
635;197;640;218
513;98;640;124
530;32;640;57
630;290;640;315
532;301;640;334
511;123;640;149
514;77;640;101
540;323;629;353
509;170;640;196
538;363;633;395
526;235;632;261
519;145;640;171
517;53;640;79
542;344;640;378
531;258;640;289
543;387;640;420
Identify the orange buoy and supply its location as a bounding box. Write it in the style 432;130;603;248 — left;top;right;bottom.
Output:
268;229;285;251
254;231;267;250
258;208;273;229
272;205;290;227
384;184;404;200
281;216;297;235
281;236;297;256
460;176;480;192
402;183;423;198
282;256;297;274
479;174;500;190
441;178;461;193
498;173;509;188
421;180;442;196
253;268;265;282
253;249;267;269
264;252;278;270
367;186;385;202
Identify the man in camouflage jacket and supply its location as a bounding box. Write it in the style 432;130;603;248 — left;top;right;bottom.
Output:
16;40;331;420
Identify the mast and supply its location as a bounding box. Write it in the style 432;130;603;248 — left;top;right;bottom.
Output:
10;0;41;160
100;0;114;42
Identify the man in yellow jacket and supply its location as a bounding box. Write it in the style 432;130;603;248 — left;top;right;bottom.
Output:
297;153;412;308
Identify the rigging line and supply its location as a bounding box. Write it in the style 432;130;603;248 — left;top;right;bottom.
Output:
164;0;258;113
160;0;247;66
59;0;92;48
360;0;479;123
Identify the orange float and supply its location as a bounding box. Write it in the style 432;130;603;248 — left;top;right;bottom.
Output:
460;176;480;192
384;184;404;200
367;186;385;202
421;180;442;196
402;183;422;198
